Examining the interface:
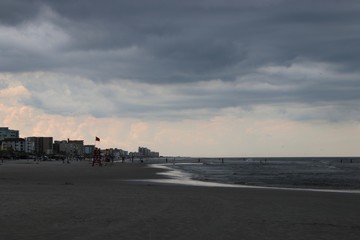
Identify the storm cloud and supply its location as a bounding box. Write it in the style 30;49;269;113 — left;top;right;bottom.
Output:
1;0;360;121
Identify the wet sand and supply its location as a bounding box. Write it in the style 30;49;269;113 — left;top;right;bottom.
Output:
1;160;360;240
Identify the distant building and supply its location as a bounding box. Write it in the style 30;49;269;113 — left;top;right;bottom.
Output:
25;137;53;155
107;148;128;160
53;140;68;155
54;139;84;158
53;139;84;158
0;138;25;152
138;146;159;157
138;147;151;156
25;138;35;153
84;145;95;158
0;127;19;141
67;140;84;157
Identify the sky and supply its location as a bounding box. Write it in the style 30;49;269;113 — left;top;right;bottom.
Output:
1;0;360;157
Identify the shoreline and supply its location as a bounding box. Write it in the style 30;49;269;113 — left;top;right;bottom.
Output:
1;160;360;239
145;163;360;194
3;159;360;193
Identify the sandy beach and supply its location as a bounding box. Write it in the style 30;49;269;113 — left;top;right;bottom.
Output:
1;160;360;240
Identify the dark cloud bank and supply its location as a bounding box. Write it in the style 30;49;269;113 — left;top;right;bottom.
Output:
1;0;360;120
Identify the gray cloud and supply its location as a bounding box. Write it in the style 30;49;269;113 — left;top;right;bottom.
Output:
1;0;360;121
0;0;40;25
1;0;358;79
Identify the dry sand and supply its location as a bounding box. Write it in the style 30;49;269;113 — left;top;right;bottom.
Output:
1;160;360;240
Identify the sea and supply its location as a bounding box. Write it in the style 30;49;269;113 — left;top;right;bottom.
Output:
139;157;360;192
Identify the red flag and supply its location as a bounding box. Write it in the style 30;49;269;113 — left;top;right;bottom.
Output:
95;136;100;141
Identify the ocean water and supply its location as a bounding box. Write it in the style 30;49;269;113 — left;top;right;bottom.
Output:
144;157;360;191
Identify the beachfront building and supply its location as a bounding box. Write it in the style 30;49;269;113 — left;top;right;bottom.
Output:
149;151;160;157
53;139;84;158
67;140;84;157
53;140;68;155
25;137;53;155
0;127;19;141
84;145;95;158
25;139;35;153
138;147;151;156
107;148;128;160
138;147;160;157
0;138;25;152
